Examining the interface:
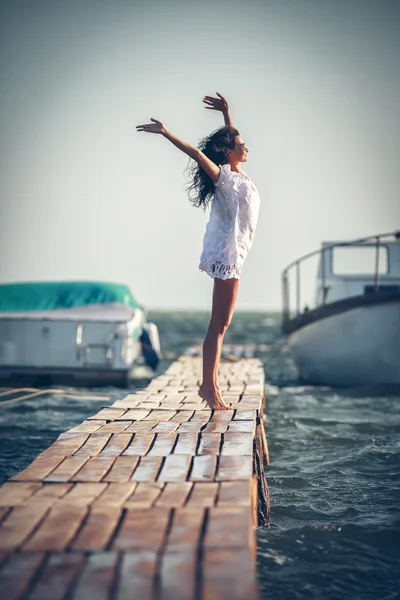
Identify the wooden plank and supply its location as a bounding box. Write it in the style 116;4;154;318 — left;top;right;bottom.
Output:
103;456;140;483
0;505;49;550
0;553;45;600
143;410;177;422
12;455;65;481
170;410;194;422
117;409;150;421
66;420;106;434
227;420;256;434
122;434;155;456
0;482;42;507
220;432;253;456
124;483;163;508
0;507;10;525
23;505;88;551
218;481;252;506
197;433;221;455
44;456;90;483
152;421;180;433
147;434;177;456
202;421;228;433
117;551;158;600
202;548;259;600
233;409;257;421
190;456;217;482
186;482;219;507
87;408;126;421
71;507;122;551
72;552;119;600
73;434;111;456
165;507;205;550
210;412;233;423
159;550;197;600
71;457;115;482
124;422;157;433
94;421;132;433
111;398;140;409
56;483;108;507
27;483;73;508
203;507;253;550
156;482;193;508
93;483;137;508
173;433;198;455
190;412;210;422
215;455;252;481
157;455;192;483
27;553;86;600
38;436;88;457
113;507;170;551
175;422;203;434
130;457;163;482
99;433;133;456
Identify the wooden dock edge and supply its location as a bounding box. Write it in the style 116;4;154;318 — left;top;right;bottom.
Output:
0;344;270;600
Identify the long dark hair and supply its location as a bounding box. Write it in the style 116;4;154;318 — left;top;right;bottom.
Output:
185;126;239;210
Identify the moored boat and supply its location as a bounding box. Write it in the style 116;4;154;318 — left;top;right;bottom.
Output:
281;231;400;386
0;281;161;387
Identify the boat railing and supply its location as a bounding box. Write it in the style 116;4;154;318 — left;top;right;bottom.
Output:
282;230;400;325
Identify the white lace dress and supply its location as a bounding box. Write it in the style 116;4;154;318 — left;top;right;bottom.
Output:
199;163;260;280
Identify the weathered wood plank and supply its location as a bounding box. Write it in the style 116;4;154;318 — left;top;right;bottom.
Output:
124;483;163;509
44;456;90;483
165;508;205;550
157;455;192;483
159;550;197;600
190;456;217;482
173;433;198;455
197;433;221;455
0;505;49;550
56;483;107;507
66;420;106;434
218;481;252;506
70;457;115;483
88;408;127;421
0;553;45;600
215;455;252;481
186;482;219;507
99;433;133;456
147;434;177;456
71;507;122;551
72;552;119;600
122;434;155;456
73;434;112;456
117;551;158;600
103;456;140;483
93;483;137;508
202;548;259;600
113;507;170;550
220;432;253;456
0;482;42;507
130;457;163;482
12;455;65;481
23;505;88;551
203;507;253;550
156;482;193;508
27;552;86;600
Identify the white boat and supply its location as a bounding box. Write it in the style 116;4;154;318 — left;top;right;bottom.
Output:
281;231;400;387
0;281;161;387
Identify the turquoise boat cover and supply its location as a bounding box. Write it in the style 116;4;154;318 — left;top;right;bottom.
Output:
0;281;142;312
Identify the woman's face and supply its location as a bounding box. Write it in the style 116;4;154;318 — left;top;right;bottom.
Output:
228;135;248;163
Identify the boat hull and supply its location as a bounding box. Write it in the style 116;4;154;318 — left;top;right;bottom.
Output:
288;300;400;386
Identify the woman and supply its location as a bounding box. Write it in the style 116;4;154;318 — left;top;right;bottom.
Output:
136;93;260;410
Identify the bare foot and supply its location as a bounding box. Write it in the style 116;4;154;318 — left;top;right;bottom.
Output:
198;385;233;410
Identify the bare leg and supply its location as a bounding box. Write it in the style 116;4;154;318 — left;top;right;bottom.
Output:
199;277;240;410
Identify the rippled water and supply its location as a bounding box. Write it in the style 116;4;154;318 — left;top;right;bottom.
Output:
1;311;399;599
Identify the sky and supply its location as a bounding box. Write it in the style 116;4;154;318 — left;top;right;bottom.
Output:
0;0;399;311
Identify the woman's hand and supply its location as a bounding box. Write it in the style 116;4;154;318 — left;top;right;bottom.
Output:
136;118;166;135
202;92;229;113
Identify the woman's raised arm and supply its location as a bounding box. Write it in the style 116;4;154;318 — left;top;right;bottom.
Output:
136;118;221;182
203;92;234;128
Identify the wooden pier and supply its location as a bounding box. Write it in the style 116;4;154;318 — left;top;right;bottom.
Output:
0;344;269;599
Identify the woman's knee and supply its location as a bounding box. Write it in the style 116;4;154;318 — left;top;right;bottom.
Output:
209;315;232;335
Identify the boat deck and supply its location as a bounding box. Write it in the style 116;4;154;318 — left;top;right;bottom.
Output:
0;344;269;599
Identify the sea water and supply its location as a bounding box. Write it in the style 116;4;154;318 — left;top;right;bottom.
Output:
0;311;399;599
